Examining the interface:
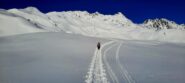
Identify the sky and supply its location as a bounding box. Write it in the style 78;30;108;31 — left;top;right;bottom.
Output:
0;0;185;24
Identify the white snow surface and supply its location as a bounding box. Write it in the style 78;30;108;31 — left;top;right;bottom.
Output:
0;32;185;83
0;7;185;43
1;6;185;83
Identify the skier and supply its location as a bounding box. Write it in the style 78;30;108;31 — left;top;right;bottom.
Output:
97;42;101;50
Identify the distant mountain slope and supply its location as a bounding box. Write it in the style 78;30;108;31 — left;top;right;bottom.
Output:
0;9;45;36
143;18;185;30
0;7;185;43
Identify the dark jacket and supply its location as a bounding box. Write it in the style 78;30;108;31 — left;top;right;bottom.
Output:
97;42;101;50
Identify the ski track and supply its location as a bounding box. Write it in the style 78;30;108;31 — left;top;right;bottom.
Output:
115;42;136;83
85;41;114;83
103;43;119;83
86;41;135;83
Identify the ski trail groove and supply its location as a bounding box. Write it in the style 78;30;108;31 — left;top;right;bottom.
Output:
116;42;135;83
85;41;114;83
103;43;119;83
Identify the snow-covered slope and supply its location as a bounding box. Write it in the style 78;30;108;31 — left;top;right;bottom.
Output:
46;11;139;39
0;9;45;36
0;7;185;43
0;32;185;83
143;18;185;30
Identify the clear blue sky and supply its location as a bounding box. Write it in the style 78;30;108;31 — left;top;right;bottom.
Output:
0;0;185;24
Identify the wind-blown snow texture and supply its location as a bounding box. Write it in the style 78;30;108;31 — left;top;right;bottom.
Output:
0;7;185;43
0;32;106;83
0;32;185;83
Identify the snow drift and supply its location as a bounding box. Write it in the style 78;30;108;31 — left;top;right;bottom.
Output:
0;32;185;83
0;7;185;43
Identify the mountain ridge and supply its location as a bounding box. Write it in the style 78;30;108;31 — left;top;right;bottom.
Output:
0;7;185;43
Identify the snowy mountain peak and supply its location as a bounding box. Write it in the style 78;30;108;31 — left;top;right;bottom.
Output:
143;18;185;30
113;12;133;24
0;7;185;43
92;11;101;15
46;10;134;28
7;7;44;16
20;7;41;14
114;12;125;18
144;18;173;25
21;7;40;12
